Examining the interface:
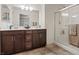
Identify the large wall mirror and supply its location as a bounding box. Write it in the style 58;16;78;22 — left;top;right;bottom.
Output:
0;4;41;29
19;10;39;28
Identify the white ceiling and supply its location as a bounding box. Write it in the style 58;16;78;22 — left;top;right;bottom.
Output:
6;4;71;11
11;4;43;10
12;4;71;8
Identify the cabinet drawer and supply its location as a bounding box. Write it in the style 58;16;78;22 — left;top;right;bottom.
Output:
25;38;32;42
25;35;32;39
25;42;32;45
25;45;32;50
38;29;46;32
14;31;24;35
25;35;32;42
26;31;32;34
25;39;32;42
25;42;32;49
38;30;44;33
2;31;14;35
32;30;38;33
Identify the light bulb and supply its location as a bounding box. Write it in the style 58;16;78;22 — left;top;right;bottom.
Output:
25;6;29;10
29;7;33;11
20;5;25;10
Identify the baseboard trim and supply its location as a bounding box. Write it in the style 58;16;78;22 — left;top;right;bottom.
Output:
54;41;79;55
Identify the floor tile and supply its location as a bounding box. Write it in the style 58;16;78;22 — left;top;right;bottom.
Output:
15;43;72;55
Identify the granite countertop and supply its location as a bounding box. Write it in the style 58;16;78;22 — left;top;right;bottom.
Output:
0;28;46;31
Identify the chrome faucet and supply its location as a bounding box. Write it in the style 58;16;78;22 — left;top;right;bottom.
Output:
10;25;13;29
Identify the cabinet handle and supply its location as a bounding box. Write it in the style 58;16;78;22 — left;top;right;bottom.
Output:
12;36;14;41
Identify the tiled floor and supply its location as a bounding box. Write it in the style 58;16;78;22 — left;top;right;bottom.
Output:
15;43;73;55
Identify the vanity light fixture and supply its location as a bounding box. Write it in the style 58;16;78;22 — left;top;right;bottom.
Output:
25;6;29;10
29;7;33;11
20;5;25;10
20;5;33;11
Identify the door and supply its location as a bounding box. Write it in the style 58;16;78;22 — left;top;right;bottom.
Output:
32;30;40;48
14;31;24;52
1;31;14;54
55;11;69;45
0;32;1;54
38;29;46;47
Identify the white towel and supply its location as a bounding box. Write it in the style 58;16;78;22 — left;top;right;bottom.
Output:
69;24;77;36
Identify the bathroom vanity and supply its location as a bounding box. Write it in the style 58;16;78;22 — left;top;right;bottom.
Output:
0;29;46;55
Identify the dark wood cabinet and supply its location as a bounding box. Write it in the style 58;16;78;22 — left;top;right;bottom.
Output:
0;29;46;55
0;32;1;54
32;29;46;49
39;29;46;47
32;30;40;48
25;30;32;50
14;31;25;52
1;31;25;54
1;31;14;54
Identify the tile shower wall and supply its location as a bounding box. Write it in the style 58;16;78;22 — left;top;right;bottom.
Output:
55;5;79;54
45;4;66;44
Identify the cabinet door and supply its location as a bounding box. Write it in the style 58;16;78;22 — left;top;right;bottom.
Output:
0;32;1;54
14;31;24;52
25;30;32;50
32;30;40;48
1;32;14;54
38;29;46;47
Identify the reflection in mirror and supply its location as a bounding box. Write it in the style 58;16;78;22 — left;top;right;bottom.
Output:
20;14;30;28
30;10;39;28
1;4;10;22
